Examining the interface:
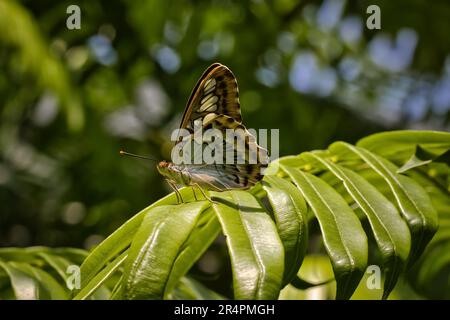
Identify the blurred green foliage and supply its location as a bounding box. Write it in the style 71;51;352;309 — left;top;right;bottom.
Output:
0;0;449;298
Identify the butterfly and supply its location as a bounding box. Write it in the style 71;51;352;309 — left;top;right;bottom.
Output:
156;63;269;203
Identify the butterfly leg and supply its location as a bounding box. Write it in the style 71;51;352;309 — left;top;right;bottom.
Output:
166;179;183;204
192;183;216;204
191;186;198;201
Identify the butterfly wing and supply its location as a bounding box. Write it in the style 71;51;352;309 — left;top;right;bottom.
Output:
184;114;269;191
179;63;242;133
202;114;269;166
172;63;268;191
185;164;264;191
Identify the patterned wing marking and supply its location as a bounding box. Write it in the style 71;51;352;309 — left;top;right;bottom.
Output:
179;63;242;134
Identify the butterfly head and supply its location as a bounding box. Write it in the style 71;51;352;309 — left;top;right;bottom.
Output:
156;160;170;175
157;160;169;168
156;161;187;185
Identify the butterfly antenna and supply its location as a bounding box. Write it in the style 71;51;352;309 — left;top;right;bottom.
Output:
119;150;158;162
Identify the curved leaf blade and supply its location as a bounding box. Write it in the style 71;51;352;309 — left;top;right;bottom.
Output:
282;165;368;300
37;252;73;283
357;130;450;164
169;277;226;300
262;175;308;286
307;153;411;298
122;201;209;299
74;251;127;300
13;263;69;300
163;208;221;298
79;187;197;290
290;276;334;290
396;145;450;173
0;261;39;300
211;190;284;299
333;142;439;267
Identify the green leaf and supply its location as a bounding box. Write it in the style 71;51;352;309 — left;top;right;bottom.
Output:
74;251;127;300
37;252;73;282
406;170;450;217
332;142;439;268
169;277;226;300
0;247;44;263
282;165;368;300
279;255;336;300
290;275;334;290
397;146;434;173
405;169;450;299
357;130;450;164
433;149;450;165
162;207;221;298
0;248;91;300
0;261;39;300
79;210;145;290
412;242;450;299
211;190;284;299
397;145;450;173
262;175;308;286
51;248;88;264
122;201;209;299
306;153;411;299
113;206;220;299
12;262;69;300
79;187;196;290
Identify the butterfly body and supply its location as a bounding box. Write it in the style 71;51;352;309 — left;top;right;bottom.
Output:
157;161;264;192
159;63;269;201
157;161;192;187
